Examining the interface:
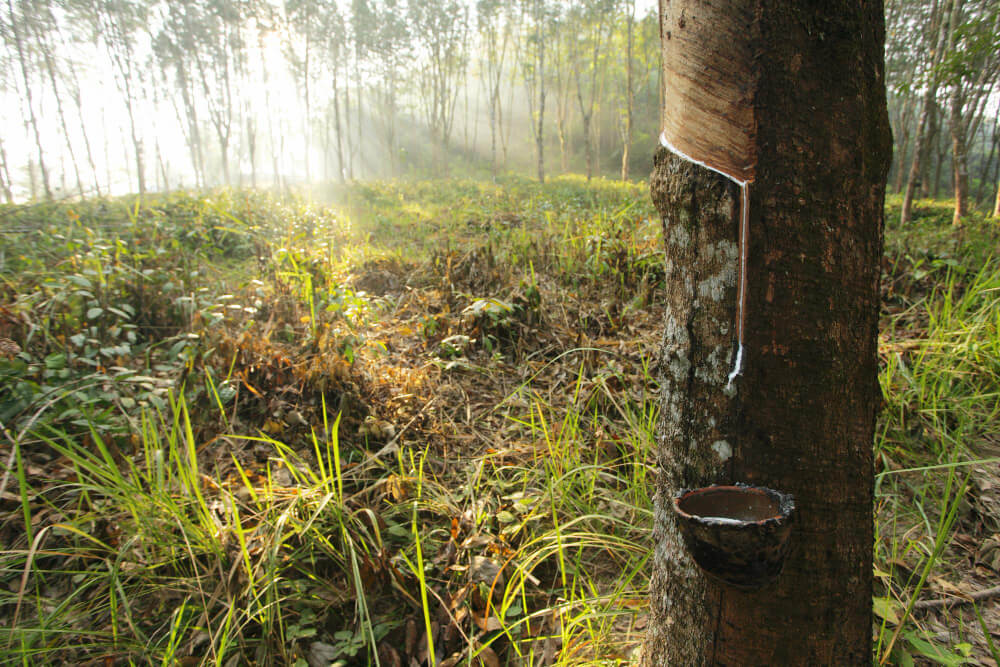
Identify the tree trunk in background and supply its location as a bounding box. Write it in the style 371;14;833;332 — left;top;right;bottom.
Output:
490;75;500;178
333;68;346;183
532;0;546;185
974;119;996;206
949;86;969;226
993;178;1000;218
7;0;52;200
620;0;634;182
901;0;952;226
0;137;13;202
28;158;37;200
59;19;102;197
356;50;363;178
644;0;891;663
920;102;939;198
125;101;146;196
932;133;946;198
894;126;907;193
246;109;258;188
303;30;311;184
525;0;546;184
34;16;85;198
156;140;169;192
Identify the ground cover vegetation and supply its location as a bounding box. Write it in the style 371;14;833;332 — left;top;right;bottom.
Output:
0;177;997;665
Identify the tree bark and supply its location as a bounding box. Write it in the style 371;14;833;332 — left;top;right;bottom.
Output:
644;1;891;664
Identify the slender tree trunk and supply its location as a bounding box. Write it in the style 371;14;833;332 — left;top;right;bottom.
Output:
974;121;996;206
120;132;134;189
502;41;518;169
920;102;939;198
0;137;13;202
893;123;909;193
262;53;280;186
499;84;509;168
595;82;603;175
28;157;37;200
153;146;162;191
621;0;634;182
102;108;112;191
333;70;346;183
462;71;470;155
950;93;969;226
58;19;102;196
490;76;499;179
901;0;952;225
534;6;546;184
993;177;1000;218
155;140;169;192
72;85;102;196
35;23;85;198
247;112;258;189
536;68;545;183
322;107;331;182
470;75;480;159
356;52;364;178
303;30;311;184
644;1;890;663
7;0;52;200
932;133;947;198
125;101;146;196
344;68;354;180
386;75;397;177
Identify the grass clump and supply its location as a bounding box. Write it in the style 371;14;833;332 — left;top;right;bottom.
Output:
876;196;1000;665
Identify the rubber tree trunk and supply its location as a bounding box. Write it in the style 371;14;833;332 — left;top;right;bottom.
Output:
644;1;891;664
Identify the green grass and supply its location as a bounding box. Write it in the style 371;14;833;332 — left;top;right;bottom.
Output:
0;180;997;664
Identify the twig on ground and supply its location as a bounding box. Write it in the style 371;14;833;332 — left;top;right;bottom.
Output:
914;584;1000;610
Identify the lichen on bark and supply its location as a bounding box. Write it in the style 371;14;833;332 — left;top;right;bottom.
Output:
644;149;742;665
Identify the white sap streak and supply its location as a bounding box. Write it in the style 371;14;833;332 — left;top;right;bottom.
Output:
659;133;748;187
658;132;750;388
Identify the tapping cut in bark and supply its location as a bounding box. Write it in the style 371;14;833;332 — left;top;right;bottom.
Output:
658;1;757;385
658;1;757;185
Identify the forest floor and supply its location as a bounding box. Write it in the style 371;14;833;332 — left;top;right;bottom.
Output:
0;176;997;665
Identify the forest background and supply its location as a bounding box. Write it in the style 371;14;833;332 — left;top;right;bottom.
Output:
0;0;998;216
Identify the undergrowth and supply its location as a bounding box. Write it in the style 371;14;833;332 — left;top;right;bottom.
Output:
0;182;996;664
